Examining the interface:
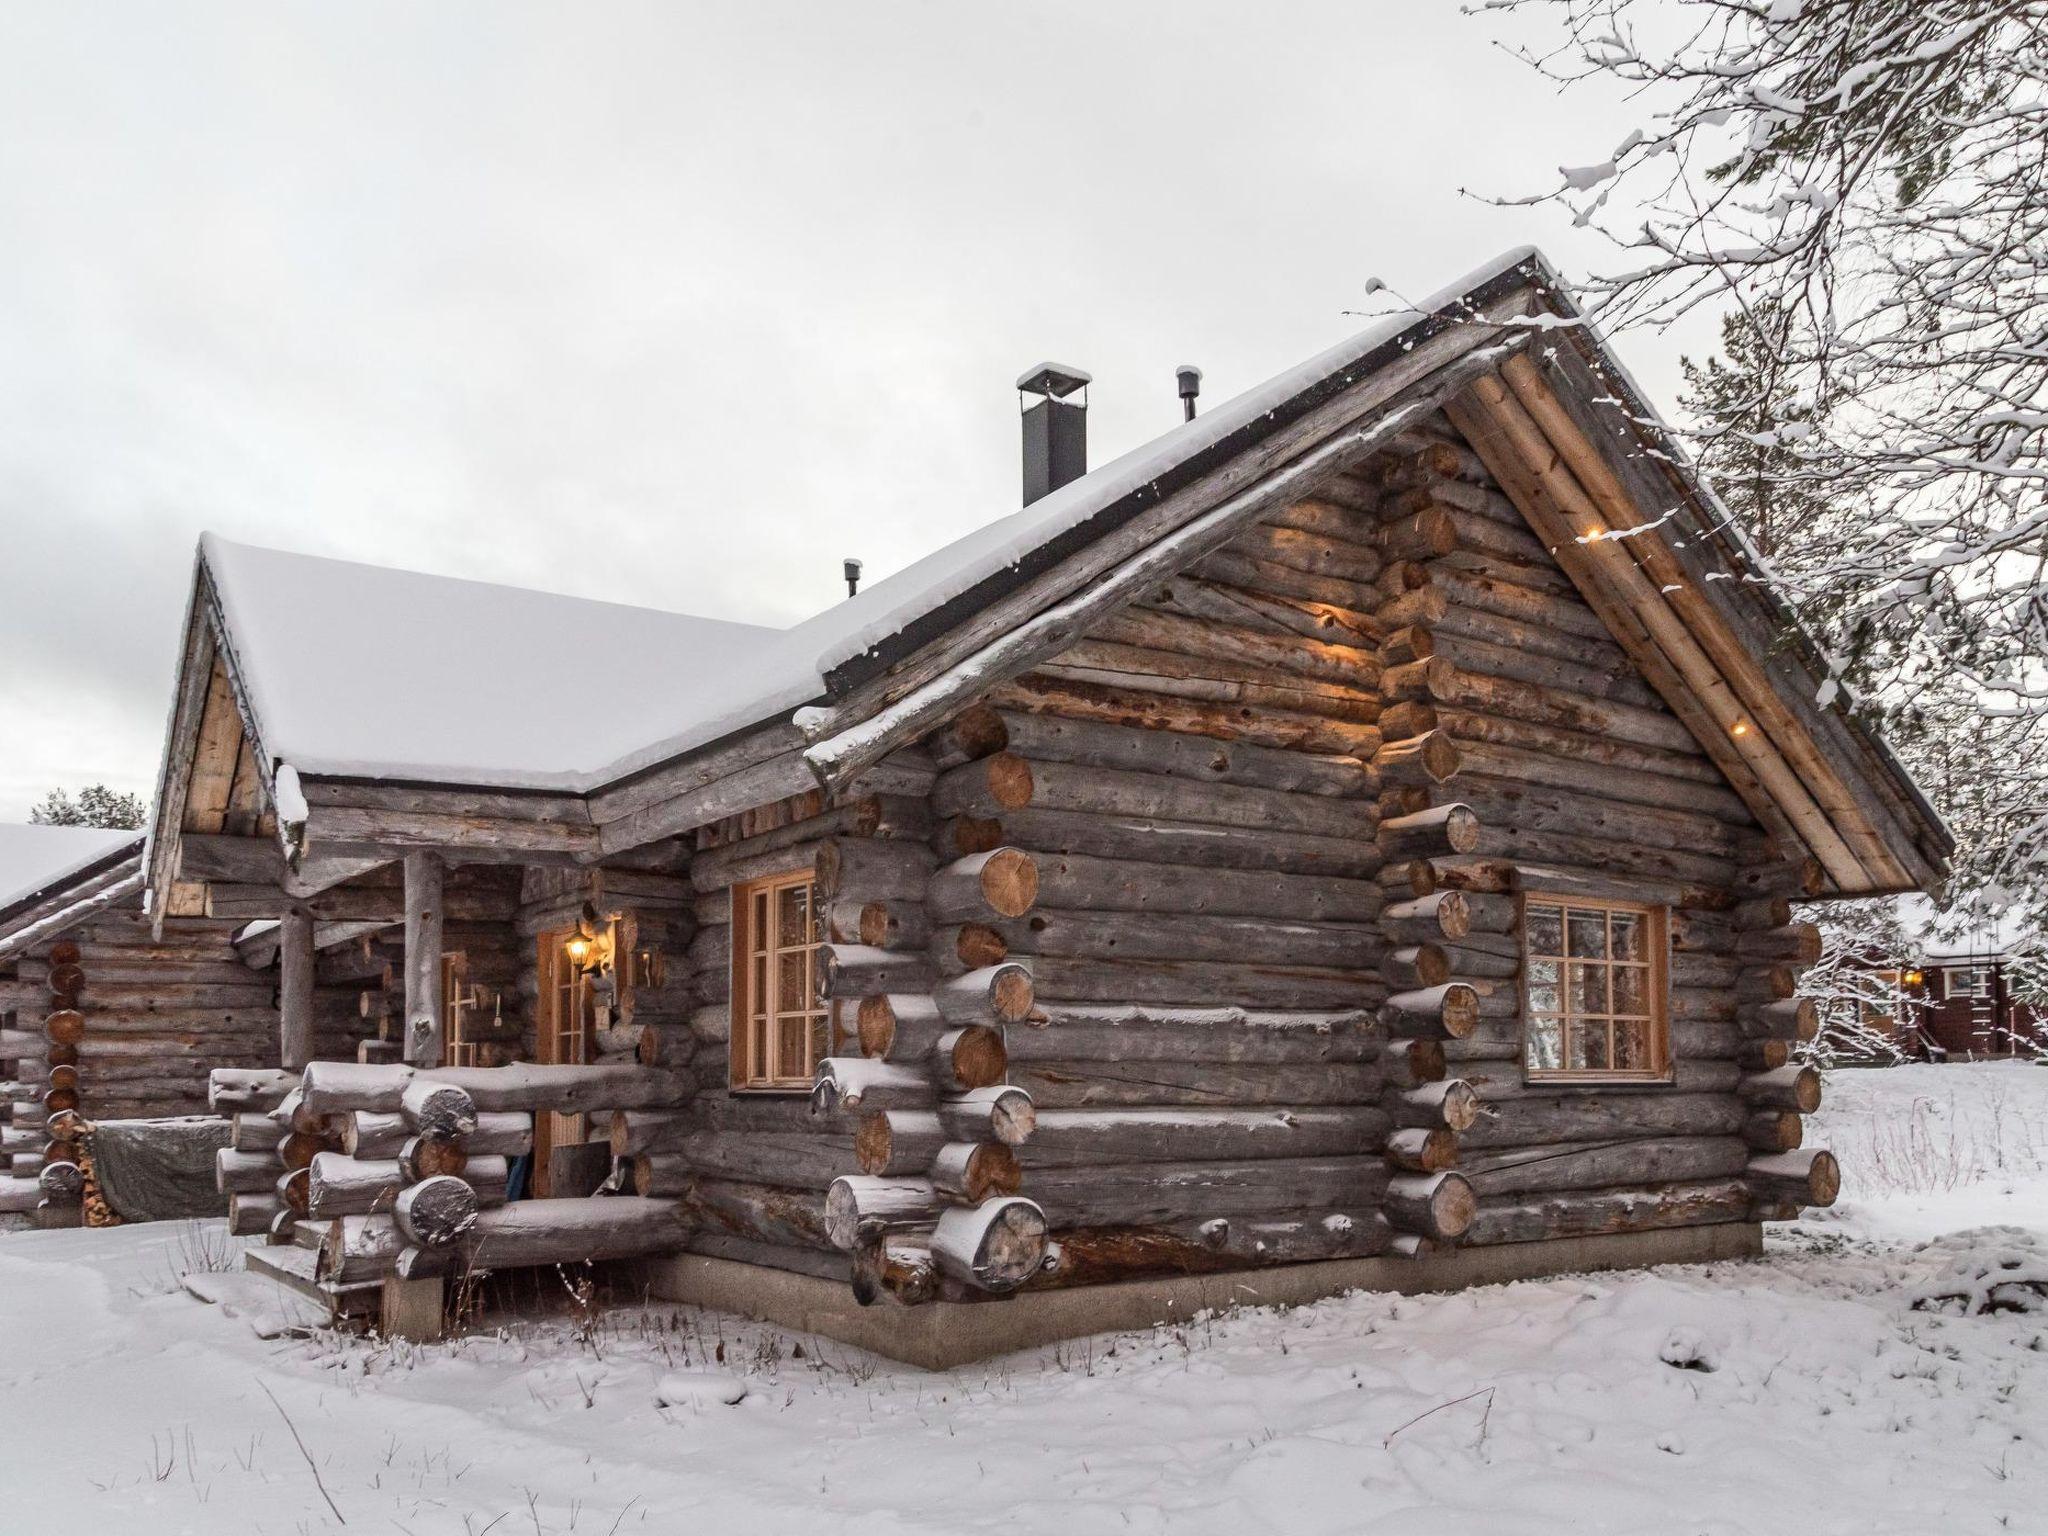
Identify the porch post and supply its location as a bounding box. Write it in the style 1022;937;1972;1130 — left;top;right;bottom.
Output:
402;851;445;1066
278;906;316;1071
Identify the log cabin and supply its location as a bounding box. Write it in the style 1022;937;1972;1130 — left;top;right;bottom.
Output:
0;822;145;1217
129;247;1947;1361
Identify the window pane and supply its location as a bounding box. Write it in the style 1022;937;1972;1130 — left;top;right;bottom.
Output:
1525;1014;1564;1071
1610;911;1646;962
1527;958;1559;990
1614;1017;1654;1072
1568;1021;1611;1072
1567;910;1607;959
778;883;810;948
751;955;768;1016
1526;906;1563;956
776;1015;807;1080
1613;965;1647;1018
778;951;807;1013
751;890;769;952
750;1017;767;1080
1570;961;1607;1018
1527;983;1560;1016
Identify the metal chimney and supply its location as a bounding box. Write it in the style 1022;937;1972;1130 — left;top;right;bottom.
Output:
1016;362;1091;506
1176;365;1203;422
843;558;863;598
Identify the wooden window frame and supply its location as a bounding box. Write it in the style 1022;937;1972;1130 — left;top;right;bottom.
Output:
1519;893;1671;1084
1945;966;1993;1001
729;868;827;1093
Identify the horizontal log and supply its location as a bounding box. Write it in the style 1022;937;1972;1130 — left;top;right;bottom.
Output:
1742;1111;1804;1153
1012;1004;1381;1064
930;1197;1049;1292
227;1191;280;1235
985;908;1376;971
1017;1105;1391;1166
1029;851;1382;924
965;806;1380;878
1739;1065;1821;1114
1026;1156;1391;1227
940;754;1369;843
924;849;1040;921
1461;1135;1747;1198
1379;804;1479;860
1460;1091;1746;1149
1380;984;1478;1041
301;1062;692;1116
1012;1059;1385;1109
1024;955;1378;1011
1036;1208;1392;1284
957;707;1371;799
1746;1148;1839;1208
812;837;937;903
1465;1178;1751;1246
1385;1171;1475;1240
991;673;1382;759
824;1175;941;1250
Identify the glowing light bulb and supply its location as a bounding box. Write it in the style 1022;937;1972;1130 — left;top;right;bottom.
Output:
565;936;591;962
1731;721;1750;737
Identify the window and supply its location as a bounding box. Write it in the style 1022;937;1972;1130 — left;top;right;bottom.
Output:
1945;966;1993;1000
731;870;828;1091
1522;896;1668;1080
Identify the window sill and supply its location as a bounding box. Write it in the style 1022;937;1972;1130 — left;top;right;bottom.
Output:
1523;1071;1675;1088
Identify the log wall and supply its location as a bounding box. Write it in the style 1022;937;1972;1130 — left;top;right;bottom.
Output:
1353;418;1832;1247
959;461;1422;1282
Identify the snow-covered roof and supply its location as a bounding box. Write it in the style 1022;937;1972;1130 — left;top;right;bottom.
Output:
0;823;144;917
201;537;823;791
201;247;1546;793
1896;895;2037;964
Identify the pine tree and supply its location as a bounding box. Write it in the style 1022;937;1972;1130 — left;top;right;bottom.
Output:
1679;303;1846;567
29;784;148;830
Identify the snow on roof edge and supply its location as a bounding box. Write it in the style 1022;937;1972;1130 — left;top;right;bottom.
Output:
0;824;146;924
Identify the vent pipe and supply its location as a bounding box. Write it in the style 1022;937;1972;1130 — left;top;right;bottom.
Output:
843;558;863;598
1176;365;1203;422
1016;362;1090;506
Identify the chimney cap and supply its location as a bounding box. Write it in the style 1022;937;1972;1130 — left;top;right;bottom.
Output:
1015;362;1093;398
1176;364;1204;392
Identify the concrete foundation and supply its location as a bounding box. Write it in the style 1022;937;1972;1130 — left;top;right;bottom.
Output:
634;1221;1765;1371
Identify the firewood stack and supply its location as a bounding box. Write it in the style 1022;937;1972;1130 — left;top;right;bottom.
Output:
808;830;1052;1303
210;1067;303;1234
284;1062;687;1287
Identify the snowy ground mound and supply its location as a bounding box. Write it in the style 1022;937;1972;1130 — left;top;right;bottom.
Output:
2;1062;2045;1535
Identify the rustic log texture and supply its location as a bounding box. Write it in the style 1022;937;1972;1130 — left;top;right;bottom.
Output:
1746;1149;1840;1208
1466;1179;1752;1246
931;1197;1050;1291
301;1061;692;1116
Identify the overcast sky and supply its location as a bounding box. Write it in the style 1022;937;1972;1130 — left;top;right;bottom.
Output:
0;2;1691;820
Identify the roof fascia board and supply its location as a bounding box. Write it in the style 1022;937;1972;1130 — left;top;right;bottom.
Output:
0;843;146;935
142;566;221;933
0;855;146;961
1532;330;1950;887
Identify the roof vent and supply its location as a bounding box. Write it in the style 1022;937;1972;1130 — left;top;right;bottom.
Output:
1017;362;1090;507
843;558;863;598
1176;365;1203;422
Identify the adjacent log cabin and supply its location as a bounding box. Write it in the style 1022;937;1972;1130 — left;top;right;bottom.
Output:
133;247;1948;1358
0;824;145;1217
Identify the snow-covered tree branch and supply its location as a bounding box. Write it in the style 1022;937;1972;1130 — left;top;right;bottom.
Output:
1484;0;2048;921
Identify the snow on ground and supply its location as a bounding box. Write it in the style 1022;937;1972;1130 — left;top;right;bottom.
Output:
4;1064;2046;1536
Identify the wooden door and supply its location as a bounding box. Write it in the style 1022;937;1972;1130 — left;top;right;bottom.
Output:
534;929;595;1196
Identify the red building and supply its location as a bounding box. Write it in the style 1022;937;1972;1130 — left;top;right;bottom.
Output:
1897;898;2045;1059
